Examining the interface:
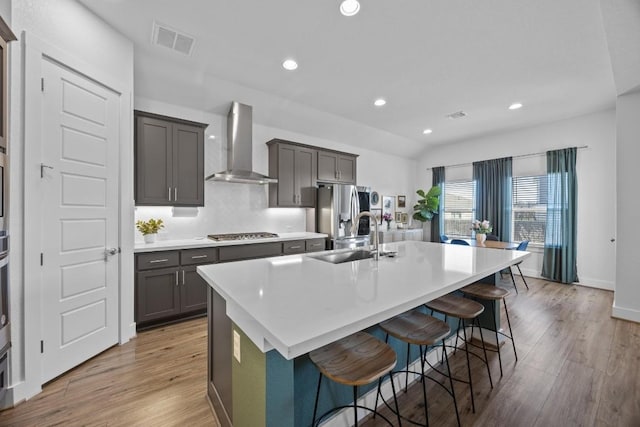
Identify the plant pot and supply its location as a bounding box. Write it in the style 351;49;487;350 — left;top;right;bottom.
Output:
476;233;486;245
143;233;157;244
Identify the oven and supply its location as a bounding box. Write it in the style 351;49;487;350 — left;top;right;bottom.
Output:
0;151;7;402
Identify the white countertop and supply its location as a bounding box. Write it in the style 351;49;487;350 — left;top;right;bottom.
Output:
133;232;327;253
197;241;530;360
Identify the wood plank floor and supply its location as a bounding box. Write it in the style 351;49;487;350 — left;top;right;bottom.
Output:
1;276;638;426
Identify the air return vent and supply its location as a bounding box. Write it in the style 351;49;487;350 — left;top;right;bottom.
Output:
152;22;195;56
446;111;467;119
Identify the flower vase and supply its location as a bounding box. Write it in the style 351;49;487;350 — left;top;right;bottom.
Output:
476;233;486;245
143;233;157;244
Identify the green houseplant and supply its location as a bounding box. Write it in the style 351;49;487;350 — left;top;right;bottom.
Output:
412;186;441;223
136;218;164;243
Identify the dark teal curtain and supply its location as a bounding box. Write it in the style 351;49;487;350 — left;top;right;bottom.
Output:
542;147;578;284
430;166;445;242
473;157;512;242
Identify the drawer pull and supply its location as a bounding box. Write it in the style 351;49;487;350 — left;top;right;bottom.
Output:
191;255;208;259
289;245;302;249
310;243;322;247
149;259;169;264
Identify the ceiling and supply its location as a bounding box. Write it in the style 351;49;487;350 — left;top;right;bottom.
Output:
78;0;616;158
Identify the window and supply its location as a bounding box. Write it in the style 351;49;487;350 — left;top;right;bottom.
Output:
443;180;475;237
512;175;547;246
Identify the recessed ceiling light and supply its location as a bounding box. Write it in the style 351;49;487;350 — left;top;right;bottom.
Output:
509;102;523;110
282;59;298;71
423;129;433;135
340;0;360;16
374;98;386;107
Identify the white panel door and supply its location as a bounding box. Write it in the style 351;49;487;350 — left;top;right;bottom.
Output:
40;58;120;383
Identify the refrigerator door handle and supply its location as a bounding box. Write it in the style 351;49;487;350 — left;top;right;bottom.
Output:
351;186;360;235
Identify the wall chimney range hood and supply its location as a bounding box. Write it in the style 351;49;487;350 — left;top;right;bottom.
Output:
206;102;278;184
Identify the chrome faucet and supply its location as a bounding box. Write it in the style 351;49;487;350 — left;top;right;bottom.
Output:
352;211;379;260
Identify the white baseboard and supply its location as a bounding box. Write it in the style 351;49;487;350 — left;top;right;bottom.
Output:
611;303;640;323
518;268;614;291
320;334;459;427
120;322;137;344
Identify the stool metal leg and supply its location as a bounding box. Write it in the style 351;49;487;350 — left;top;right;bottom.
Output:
516;264;529;290
490;302;504;377
389;372;402;426
405;342;410;392
442;339;461;427
504;298;518;361
312;372;322;427
419;345;429;426
461;318;476;413
476;317;493;388
353;386;358;427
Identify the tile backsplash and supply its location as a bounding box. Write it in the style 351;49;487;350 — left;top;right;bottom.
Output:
134;183;306;242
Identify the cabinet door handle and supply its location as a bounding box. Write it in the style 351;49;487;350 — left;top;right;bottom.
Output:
182;270;186;285
174;187;178;201
149;258;169;264
175;271;179;286
191;254;208;259
168;187;172;201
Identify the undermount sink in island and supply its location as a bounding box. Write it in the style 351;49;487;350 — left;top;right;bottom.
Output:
198;241;530;427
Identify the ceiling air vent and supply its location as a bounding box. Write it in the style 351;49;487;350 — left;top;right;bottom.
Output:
446;111;467;119
152;22;195;56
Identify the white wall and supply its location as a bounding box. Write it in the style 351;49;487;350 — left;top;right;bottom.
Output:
133;97;418;241
613;90;640;322
7;0;134;403
417;109;617;290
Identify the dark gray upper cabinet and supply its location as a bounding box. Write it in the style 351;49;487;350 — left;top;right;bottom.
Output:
267;139;317;208
317;150;357;184
135;111;207;206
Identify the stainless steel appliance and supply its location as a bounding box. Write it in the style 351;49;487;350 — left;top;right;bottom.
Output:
208;232;279;241
0;151;7;402
317;184;371;249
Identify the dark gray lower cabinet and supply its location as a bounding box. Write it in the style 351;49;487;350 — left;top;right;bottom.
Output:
208;287;232;426
136;267;181;324
135;248;214;329
181;266;208;313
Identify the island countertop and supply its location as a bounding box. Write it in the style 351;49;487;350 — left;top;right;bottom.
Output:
197;241;530;360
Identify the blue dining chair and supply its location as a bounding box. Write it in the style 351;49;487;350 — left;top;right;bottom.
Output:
508;240;530;292
440;234;449;243
450;239;470;246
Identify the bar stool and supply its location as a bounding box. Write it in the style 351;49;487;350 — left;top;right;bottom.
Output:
424;294;493;413
460;283;517;377
309;331;401;427
374;310;461;427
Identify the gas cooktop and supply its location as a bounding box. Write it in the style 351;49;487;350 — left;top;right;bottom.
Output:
207;232;279;241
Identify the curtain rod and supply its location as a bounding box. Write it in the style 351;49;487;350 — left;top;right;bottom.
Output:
425;145;589;170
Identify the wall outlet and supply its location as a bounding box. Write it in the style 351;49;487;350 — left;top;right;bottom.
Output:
233;329;241;363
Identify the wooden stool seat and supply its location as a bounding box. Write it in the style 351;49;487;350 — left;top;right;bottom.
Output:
380;310;450;346
425;294;484;319
309;331;396;387
460;283;510;300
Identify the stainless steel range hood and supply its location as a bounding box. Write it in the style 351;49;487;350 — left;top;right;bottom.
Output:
206;102;278;184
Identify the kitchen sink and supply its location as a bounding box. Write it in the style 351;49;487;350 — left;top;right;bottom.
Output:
308;249;376;264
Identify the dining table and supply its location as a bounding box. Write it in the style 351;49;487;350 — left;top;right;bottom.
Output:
445;238;520;250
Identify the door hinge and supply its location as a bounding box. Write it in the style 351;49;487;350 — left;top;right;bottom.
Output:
41;77;44;92
41;340;44;353
40;253;43;266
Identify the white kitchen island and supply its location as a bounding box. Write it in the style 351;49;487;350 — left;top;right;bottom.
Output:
198;241;530;427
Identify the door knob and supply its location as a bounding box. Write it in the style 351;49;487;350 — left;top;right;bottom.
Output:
104;247;120;261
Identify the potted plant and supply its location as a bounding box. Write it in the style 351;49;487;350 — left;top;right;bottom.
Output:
136;218;164;243
412;186;441;223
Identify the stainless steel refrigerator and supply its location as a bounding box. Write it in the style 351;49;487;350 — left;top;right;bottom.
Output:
317;184;371;249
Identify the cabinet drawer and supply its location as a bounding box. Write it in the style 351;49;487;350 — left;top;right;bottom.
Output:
283;240;305;255
136;251;180;270
219;242;282;262
305;238;326;252
181;247;218;265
